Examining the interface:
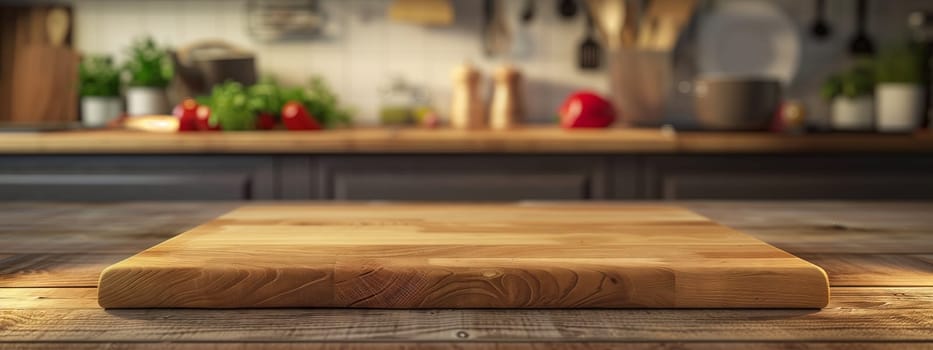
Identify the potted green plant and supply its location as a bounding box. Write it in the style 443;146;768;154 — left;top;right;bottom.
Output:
822;61;875;131
123;36;173;116
78;55;123;128
875;42;926;132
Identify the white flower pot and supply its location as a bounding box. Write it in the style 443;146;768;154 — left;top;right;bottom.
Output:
126;86;169;116
876;84;924;133
831;96;874;131
81;97;123;128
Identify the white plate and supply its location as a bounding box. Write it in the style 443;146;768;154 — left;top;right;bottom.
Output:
697;0;800;85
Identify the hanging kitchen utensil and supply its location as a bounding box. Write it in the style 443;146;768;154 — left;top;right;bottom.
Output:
522;0;536;23
509;0;534;58
579;10;602;69
482;0;511;58
389;0;454;26
849;0;874;55
482;0;495;57
621;0;639;48
246;0;328;42
557;0;578;19
810;0;832;40
637;0;697;51
586;0;630;51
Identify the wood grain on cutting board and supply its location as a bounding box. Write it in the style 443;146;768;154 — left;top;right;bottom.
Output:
97;204;830;309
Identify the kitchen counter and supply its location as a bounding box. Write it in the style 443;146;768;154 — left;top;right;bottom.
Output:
0;128;932;154
1;202;931;348
3;129;933;201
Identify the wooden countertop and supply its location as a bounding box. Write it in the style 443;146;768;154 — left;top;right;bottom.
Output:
0;128;932;154
2;201;932;349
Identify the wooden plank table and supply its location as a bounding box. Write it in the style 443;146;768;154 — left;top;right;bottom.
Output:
1;202;932;349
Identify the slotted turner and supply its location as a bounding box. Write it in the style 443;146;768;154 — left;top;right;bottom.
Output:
579;10;602;69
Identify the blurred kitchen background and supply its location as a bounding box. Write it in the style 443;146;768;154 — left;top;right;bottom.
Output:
1;0;933;201
0;0;930;127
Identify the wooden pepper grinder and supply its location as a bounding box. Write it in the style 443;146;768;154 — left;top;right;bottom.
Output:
450;63;486;130
489;65;524;130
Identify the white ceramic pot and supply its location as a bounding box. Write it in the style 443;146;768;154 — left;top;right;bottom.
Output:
126;86;169;116
81;97;123;128
831;96;874;131
876;84;924;133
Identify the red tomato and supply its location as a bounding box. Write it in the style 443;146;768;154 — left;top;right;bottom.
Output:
175;99;199;132
558;91;616;129
255;113;277;130
196;105;221;131
281;102;322;131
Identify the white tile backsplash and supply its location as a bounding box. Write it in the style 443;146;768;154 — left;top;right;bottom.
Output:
73;0;612;125
72;0;933;127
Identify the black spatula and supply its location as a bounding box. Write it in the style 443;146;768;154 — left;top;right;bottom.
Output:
579;11;602;70
849;0;874;55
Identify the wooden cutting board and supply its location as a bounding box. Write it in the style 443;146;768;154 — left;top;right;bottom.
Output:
9;6;78;123
10;46;78;123
98;204;829;309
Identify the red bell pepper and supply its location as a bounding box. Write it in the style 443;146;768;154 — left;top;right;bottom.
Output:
196;105;221;131
174;99;199;132
558;91;616;129
255;113;277;130
281;102;322;131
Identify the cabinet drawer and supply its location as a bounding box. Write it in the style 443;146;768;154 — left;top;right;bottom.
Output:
317;156;607;201
333;173;589;201
643;155;933;199
0;156;276;201
0;173;250;201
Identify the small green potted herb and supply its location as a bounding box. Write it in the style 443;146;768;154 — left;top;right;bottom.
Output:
822;60;875;131
78;55;123;128
206;81;256;131
123;36;173;116
875;42;926;132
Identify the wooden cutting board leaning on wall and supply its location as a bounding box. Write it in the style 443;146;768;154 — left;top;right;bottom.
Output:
98;204;831;309
1;6;78;124
0;8;18;121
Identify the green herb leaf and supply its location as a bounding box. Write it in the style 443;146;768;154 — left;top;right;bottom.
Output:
123;36;173;88
875;42;926;84
79;55;121;97
822;60;876;100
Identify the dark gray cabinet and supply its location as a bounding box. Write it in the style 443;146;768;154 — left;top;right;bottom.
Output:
2;154;931;201
314;156;609;201
0;156;276;201
641;155;933;200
